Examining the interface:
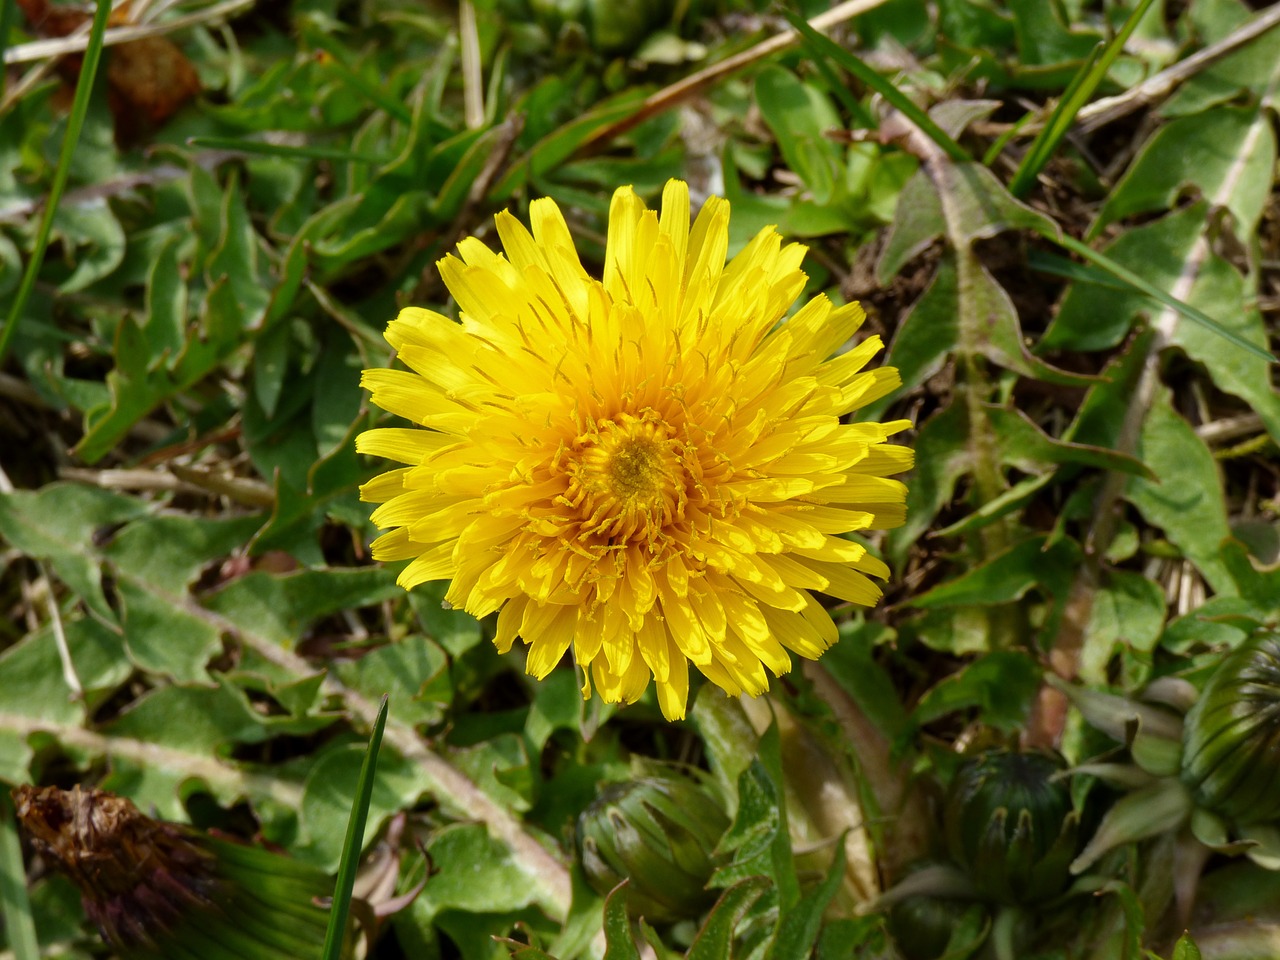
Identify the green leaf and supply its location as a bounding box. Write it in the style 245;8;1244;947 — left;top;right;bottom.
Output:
769;839;845;960
0;0;113;366
211;168;274;329
312;340;364;458
1169;932;1202;960
205;567;402;650
52;201;126;293
0;618;127;726
492;88;652;201
144;236;188;366
601;881;641;960
336;635;451;728
685;877;772;960
1124;390;1236;593
780;8;969;163
1040;222;1275;365
754;66;843;205
1095;107;1275;239
0;792;39;960
451;734;535;813
0;484;148;622
1008;0;1099;66
711;762;783;887
1080;571;1166;684
296;742;423;872
1162;14;1280;115
103;682;270;752
878;167;1090;390
911;535;1080;609
912;650;1042;730
823;621;909;742
414;823;545;921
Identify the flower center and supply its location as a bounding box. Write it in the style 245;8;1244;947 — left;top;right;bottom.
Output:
566;412;687;545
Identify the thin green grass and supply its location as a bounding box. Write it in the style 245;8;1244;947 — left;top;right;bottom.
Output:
187;135;389;165
0;793;38;960
0;0;15;100
320;695;389;960
1041;231;1276;363
780;7;969;163
0;0;113;367
1008;0;1159;197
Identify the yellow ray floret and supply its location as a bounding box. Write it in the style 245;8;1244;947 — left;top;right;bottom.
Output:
358;179;911;720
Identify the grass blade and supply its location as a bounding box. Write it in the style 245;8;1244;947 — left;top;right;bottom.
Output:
0;0;112;366
1008;0;1159;197
186;135;388;165
321;694;390;960
1026;248;1130;291
1038;229;1275;364
0;791;39;960
779;6;969;163
0;0;15;99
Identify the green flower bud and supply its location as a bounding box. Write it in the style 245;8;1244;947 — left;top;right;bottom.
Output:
14;785;343;960
584;0;673;52
885;861;981;960
1182;632;1280;824
945;752;1081;905
576;774;729;924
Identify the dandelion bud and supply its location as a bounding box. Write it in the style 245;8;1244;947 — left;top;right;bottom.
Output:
575;774;729;923
13;785;341;959
945;752;1081;905
1181;632;1280;824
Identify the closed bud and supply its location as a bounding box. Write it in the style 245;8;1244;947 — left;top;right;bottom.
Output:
1181;632;1280;825
14;785;343;960
576;774;728;923
945;752;1081;905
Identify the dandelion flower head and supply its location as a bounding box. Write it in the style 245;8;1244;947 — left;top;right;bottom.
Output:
358;180;911;720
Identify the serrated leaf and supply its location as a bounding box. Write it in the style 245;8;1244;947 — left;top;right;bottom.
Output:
890;396;1152;558
145;235;188;366
451;734;535;813
879;166;1090;393
912;649;1041;730
770;840;845;960
1125;390;1236;593
104;681;270;752
0;619;128;726
1046;202;1280;437
685;877;772;960
114;576;223;681
296;744;423;872
205;567;402;650
336;635;451;728
1080;571;1166;684
0;484;148;621
1162;16;1280;115
602;882;641;960
913;534;1080;609
52;199;126;293
1094;107;1274;239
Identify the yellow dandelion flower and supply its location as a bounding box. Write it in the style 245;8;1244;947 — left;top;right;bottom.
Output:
357;180;911;721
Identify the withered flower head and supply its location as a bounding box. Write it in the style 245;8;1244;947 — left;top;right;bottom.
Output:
13;784;340;959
